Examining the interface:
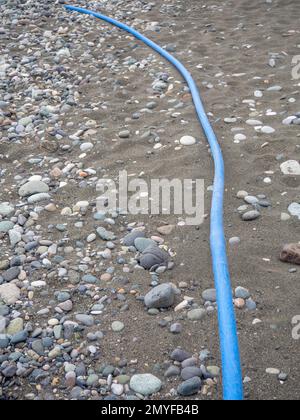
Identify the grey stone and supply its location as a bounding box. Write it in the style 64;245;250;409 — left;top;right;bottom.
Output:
235;286;250;300
170;348;192;362
242;210;260;221
181;367;202;380
75;314;94;326
134;237;155;252
177;377;202;396
10;330;28;344
144;284;175;308
18;181;49;197
130;374;162;396
0;221;14;233
123;230;145;246
187;308;206;321
2;267;20;282
139;245;169;270
202;288;216;302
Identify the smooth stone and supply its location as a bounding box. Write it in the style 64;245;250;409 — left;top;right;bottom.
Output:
134;238;155;253
75;314;94;326
18;181;49;197
0;221;14;233
261;126;275;134
234;133;247;142
187;308;206;321
242;210;260;221
6;318;24;335
244;195;259;205
2;267;20;282
288;203;300;219
27;193;51;204
144;283;175;308
164;366;181;377
130;374;162;396
0;203;14;217
177;377;202;396
280;160;300;176
10;330;28;344
202;289;216;302
180;136;196;146
170;348;192;362
139;245;169;270
181;367;202;380
0;283;21;304
235;287;250;299
119;130;130;139
123;230;145;246
111;321;125;332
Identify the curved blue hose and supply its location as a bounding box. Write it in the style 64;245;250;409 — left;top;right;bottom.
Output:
65;4;243;400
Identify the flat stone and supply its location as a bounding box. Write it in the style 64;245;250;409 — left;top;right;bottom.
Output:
27;193;51;204
288;203;300;219
75;314;94;326
0;203;14;217
0;221;14;233
2;267;20;282
181;367;202;380
202;289;216;302
134;237;155;253
111;321;125;332
18;181;49;197
280;160;300;176
187;308;206;321
130;374;162;396
235;286;250;299
144;283;175;308
177;377;202;396
6;318;24;335
123;230;145;246
180;136;196;146
10;330;28;344
242;210;260;221
170;348;192;362
0;283;21;304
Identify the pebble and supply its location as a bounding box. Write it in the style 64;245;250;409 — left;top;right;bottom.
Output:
202;289;216;302
242;210;260;221
177;377;202;396
180;136;196;146
75;314;94;326
181;366;202;380
144;283;175;308
187;308;206;321
235;286;250;299
170;349;192;362
111;321;125;332
130;374;162;396
18;181;49;197
280;160;300;176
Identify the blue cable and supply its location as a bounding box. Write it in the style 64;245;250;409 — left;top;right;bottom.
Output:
65;4;243;401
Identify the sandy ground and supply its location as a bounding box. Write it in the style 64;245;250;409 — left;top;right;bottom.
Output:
1;0;300;400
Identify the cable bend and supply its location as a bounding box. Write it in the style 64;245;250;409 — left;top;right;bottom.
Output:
64;4;243;401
